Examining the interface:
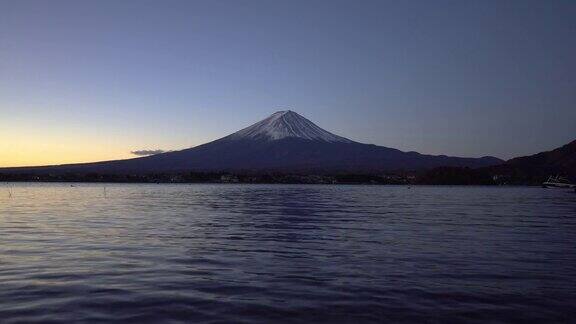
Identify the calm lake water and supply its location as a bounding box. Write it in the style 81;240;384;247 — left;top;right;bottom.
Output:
1;183;575;323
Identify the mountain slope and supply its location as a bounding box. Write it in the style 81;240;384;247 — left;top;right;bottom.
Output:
489;140;576;178
0;111;503;174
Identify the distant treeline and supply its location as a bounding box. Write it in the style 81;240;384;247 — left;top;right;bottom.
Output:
0;167;558;185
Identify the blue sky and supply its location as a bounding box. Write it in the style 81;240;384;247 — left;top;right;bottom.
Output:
1;0;575;166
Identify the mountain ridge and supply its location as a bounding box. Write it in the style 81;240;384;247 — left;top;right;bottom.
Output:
488;139;576;179
0;111;503;174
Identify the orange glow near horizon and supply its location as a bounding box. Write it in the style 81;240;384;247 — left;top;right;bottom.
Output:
0;111;209;167
0;124;160;167
0;138;134;168
0;111;204;167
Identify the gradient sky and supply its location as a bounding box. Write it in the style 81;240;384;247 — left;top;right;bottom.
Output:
1;0;575;167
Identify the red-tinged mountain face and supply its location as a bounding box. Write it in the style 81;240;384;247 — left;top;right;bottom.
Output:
0;111;504;174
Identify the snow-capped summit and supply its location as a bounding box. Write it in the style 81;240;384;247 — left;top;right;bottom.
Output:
227;110;354;143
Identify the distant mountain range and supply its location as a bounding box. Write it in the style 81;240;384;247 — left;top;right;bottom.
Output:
0;110;503;175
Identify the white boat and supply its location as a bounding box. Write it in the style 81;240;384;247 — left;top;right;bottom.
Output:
542;175;576;188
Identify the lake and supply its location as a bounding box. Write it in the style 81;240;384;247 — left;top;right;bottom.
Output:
1;183;575;323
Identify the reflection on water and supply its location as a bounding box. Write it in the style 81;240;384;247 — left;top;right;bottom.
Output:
1;183;575;323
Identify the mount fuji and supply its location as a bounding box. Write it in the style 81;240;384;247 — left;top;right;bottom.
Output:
1;110;503;174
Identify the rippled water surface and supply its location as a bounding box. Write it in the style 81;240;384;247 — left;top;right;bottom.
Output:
1;183;575;323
